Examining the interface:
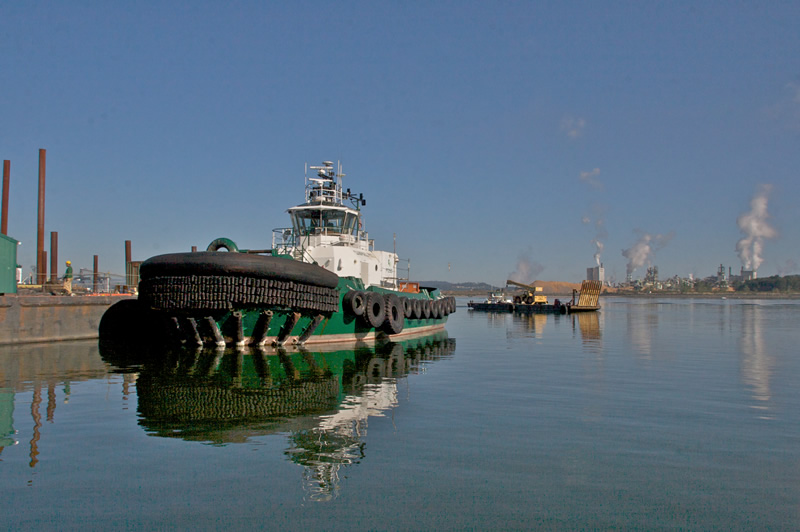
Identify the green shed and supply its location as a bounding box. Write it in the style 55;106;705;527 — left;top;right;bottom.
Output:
0;233;20;294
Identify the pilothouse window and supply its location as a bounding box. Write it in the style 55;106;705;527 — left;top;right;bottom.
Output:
293;209;357;235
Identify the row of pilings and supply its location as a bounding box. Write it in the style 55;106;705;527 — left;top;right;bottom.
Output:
1;149;139;292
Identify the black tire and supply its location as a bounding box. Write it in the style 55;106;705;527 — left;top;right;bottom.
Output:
343;290;367;317
364;292;386;328
411;298;422;320
422;299;432;320
140;251;339;288
401;297;413;318
430;300;441;319
384;293;405;334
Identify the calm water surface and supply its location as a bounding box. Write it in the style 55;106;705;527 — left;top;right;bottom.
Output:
2;297;799;530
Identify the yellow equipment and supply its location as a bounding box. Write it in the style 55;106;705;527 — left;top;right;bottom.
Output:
506;279;548;305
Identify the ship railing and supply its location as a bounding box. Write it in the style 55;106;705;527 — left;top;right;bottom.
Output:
396;258;411;284
272;227;298;254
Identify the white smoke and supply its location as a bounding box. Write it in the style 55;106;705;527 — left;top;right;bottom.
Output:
582;204;607;266
508;250;544;285
622;232;674;276
593;239;604;266
736;185;777;271
579;168;602;189
561;116;586;139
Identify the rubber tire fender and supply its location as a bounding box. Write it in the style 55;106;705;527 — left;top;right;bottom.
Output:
401;297;413;318
422;299;432;320
140;251;339;289
410;298;422;320
365;291;386;328
383;293;405;334
343;290;367;317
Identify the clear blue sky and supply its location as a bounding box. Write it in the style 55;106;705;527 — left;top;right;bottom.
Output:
2;1;799;285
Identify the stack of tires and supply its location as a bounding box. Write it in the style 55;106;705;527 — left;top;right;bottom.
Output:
342;290;456;335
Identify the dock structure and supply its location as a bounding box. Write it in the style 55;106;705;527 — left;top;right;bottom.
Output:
0;294;132;344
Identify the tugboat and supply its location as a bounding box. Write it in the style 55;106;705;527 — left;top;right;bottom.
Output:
101;161;455;348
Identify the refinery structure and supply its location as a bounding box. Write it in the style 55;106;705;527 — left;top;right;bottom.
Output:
588;263;761;292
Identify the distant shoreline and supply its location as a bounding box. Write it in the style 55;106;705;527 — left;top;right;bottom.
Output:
601;291;800;299
444;289;800;300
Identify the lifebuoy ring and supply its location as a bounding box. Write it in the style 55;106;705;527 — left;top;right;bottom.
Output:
365;291;386;328
384;293;404;334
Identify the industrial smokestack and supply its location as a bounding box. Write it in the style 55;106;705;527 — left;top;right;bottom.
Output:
2;160;9;236
37;149;46;283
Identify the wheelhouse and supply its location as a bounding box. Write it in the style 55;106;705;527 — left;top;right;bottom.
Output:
289;205;359;237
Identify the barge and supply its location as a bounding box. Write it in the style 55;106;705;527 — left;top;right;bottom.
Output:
468;280;602;314
100;160;454;349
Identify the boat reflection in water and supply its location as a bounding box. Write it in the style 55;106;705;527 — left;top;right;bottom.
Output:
473;307;603;351
99;332;455;500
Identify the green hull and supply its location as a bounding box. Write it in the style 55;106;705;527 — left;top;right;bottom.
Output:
175;277;452;348
102;276;454;349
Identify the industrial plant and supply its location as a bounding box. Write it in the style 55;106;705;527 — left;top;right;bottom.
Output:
595;262;763;293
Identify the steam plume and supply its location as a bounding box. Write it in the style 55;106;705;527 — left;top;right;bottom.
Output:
593;239;604;266
579;168;602;189
736;185;777;271
622;232;674;276
582;204;607;266
508;250;544;285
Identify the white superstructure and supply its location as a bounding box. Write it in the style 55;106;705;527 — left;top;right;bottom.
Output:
272;161;399;289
